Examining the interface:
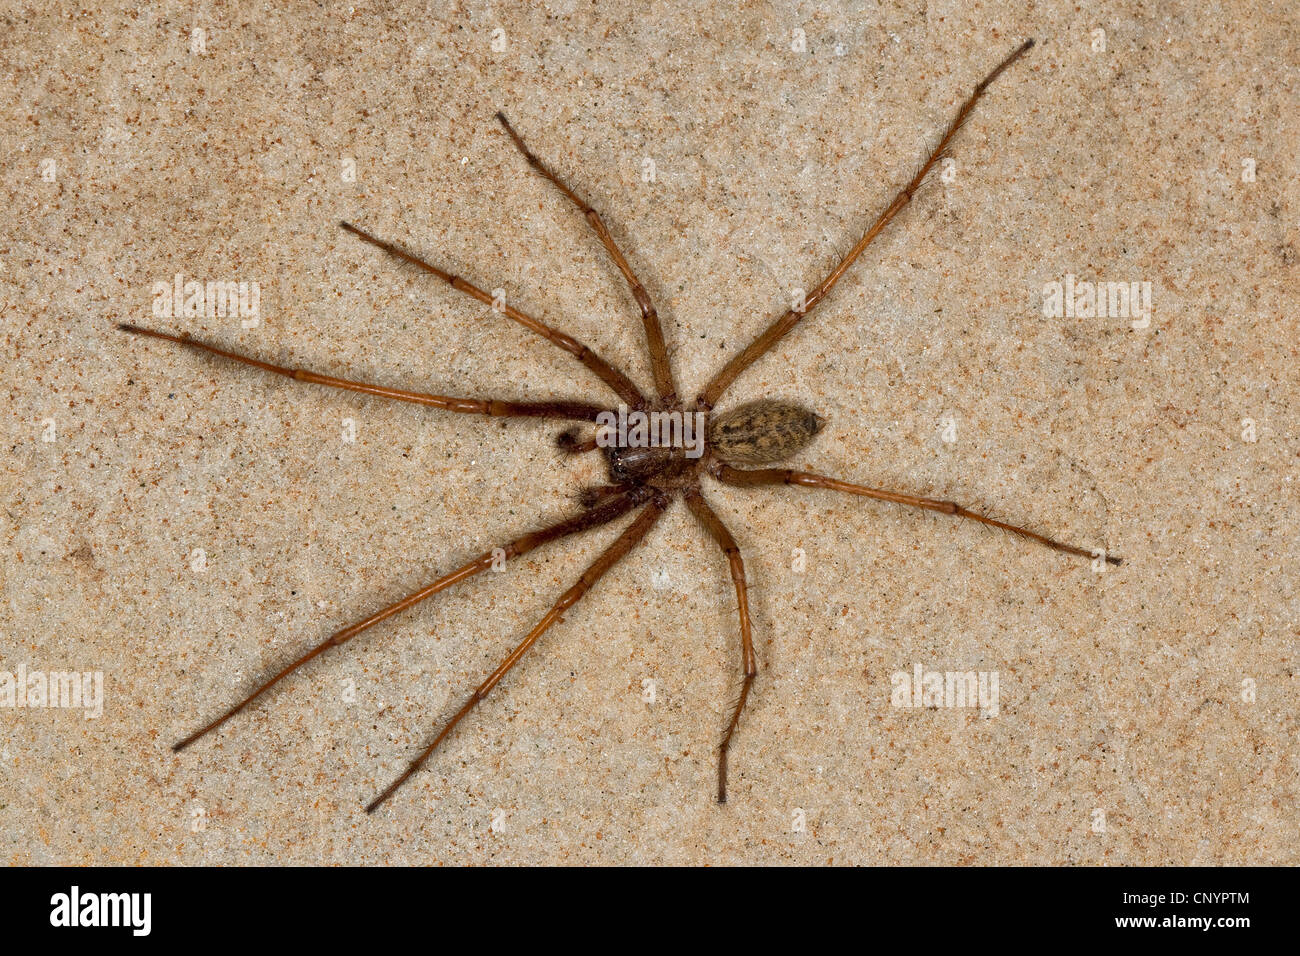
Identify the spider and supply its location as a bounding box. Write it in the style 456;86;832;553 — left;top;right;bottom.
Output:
120;38;1118;814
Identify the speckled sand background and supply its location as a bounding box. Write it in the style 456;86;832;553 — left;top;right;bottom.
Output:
2;0;1297;865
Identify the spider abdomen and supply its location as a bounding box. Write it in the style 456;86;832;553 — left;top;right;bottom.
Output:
708;399;826;464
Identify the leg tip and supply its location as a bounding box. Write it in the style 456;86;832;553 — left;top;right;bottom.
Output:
365;786;395;814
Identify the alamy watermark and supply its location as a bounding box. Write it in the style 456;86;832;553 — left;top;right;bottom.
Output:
0;665;103;719
50;886;150;936
891;663;999;717
1041;273;1152;329
595;405;707;458
152;273;261;327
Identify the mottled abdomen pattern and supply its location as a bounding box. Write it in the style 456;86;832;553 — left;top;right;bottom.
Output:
708;400;826;464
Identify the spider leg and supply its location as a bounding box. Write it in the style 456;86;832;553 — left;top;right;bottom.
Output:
683;485;755;803
556;428;602;455
172;488;655;752
711;462;1121;565
564;437;602;455
577;483;632;509
366;493;668;812
697;39;1035;409
496;112;677;406
118;324;606;422
339;221;646;408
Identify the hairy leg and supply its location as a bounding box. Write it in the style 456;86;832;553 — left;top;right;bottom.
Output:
340;221;645;408
173;488;655;752
119;324;606;422
698;40;1035;408
367;494;668;812
683;485;755;803
712;462;1120;565
496;112;677;405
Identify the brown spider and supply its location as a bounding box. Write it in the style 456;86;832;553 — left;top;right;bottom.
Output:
120;38;1117;813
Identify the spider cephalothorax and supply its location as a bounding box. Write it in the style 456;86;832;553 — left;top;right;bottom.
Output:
602;442;685;485
121;38;1118;813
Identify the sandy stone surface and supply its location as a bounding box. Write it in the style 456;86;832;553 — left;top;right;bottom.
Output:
1;0;1296;864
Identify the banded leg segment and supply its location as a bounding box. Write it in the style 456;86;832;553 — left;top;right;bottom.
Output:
173;488;654;752
698;39;1035;408
683;487;755;804
340;221;645;408
496;112;678;405
119;324;606;422
712;462;1120;565
367;494;668;812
